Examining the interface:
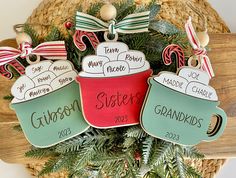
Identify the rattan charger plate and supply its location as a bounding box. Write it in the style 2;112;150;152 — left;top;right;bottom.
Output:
22;0;229;177
26;159;226;178
27;0;229;39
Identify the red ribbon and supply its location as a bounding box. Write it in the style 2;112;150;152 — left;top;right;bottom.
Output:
0;41;67;66
185;17;214;78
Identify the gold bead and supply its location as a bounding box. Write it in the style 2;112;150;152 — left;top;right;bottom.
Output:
100;4;117;21
16;32;32;45
196;31;209;47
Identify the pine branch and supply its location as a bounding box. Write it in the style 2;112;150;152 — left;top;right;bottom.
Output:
13;124;22;132
142;136;154;164
114;0;136;21
181;146;205;159
149;141;174;166
185;165;202;178
73;145;97;171
87;2;103;16
125;126;147;139
24;24;40;47
45;27;62;41
3;94;13;100
149;20;180;35
25;147;56;159
149;4;161;21
172;151;186;178
123;137;136;148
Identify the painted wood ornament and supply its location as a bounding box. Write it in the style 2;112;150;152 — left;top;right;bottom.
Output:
10;60;89;148
76;41;152;128
162;44;185;69
74;4;152;128
141;43;227;146
73;30;100;51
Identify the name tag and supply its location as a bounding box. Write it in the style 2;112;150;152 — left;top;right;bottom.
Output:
154;73;188;93
118;50;145;69
103;61;129;77
25;85;53;100
97;42;129;61
186;82;218;101
11;76;35;100
26;61;53;78
179;67;210;84
49;60;73;76
82;55;109;74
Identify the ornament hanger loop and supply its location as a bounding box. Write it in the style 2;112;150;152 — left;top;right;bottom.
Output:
188;56;201;69
26;55;41;65
104;31;118;42
13;24;25;33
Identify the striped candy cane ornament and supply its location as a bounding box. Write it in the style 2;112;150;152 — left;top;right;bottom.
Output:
73;30;100;51
162;44;186;69
0;59;25;79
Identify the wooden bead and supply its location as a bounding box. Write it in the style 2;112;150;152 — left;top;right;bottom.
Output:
196;31;209;47
100;4;117;21
16;32;32;45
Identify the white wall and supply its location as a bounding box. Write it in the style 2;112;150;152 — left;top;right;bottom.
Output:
0;0;235;178
0;0;42;40
208;0;236;32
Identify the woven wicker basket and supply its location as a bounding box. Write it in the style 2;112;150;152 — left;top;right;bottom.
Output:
14;0;230;177
27;0;229;39
26;159;226;178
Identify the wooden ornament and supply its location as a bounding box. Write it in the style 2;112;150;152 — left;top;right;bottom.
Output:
76;41;152;128
100;4;117;21
10;60;89;147
16;32;32;45
196;31;210;47
141;66;227;146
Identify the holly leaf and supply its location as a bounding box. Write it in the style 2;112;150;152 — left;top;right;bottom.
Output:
149;4;161;21
149;20;179;35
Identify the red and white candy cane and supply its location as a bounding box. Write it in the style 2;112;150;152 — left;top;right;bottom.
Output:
162;44;185;69
0;59;25;79
185;17;215;78
73;30;99;51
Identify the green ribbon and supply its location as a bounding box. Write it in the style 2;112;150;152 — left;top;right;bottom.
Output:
76;11;150;35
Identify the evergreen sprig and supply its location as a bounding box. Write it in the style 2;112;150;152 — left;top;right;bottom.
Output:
22;1;205;177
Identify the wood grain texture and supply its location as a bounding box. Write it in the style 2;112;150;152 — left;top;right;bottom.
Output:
0;34;236;164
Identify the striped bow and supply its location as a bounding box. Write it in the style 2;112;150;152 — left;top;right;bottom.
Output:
185;17;215;78
76;11;150;35
185;17;206;56
0;41;67;66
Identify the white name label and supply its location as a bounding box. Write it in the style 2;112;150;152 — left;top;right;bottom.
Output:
97;42;129;61
25;85;53;100
11;76;35;100
186;82;218;101
103;61;130;77
32;71;56;86
25;61;53;78
118;50;145;69
179;67;210;85
49;60;73;76
82;55;110;74
51;71;77;90
154;73;188;93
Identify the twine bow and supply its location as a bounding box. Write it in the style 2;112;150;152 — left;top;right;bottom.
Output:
185;17;215;78
76;11;150;35
0;41;67;66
